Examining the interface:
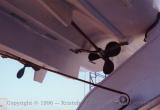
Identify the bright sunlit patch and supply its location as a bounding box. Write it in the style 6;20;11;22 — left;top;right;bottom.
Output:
0;58;88;110
153;0;160;11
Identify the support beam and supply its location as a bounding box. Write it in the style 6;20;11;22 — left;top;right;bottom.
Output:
0;0;86;48
38;0;73;27
0;10;80;78
0;10;104;79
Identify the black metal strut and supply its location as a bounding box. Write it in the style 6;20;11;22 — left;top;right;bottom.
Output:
72;22;102;51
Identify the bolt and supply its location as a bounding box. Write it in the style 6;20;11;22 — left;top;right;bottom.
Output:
119;95;128;105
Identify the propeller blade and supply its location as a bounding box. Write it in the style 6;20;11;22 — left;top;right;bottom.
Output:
88;53;101;61
103;59;114;74
17;66;26;79
104;42;121;57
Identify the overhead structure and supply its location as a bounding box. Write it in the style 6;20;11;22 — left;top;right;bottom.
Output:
0;0;160;109
0;0;154;80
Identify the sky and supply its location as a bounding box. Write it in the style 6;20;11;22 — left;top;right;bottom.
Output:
0;58;90;110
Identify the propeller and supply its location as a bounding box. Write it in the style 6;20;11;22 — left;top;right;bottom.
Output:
72;21;128;75
17;65;27;79
88;53;101;61
17;64;40;79
88;41;127;74
103;58;114;74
